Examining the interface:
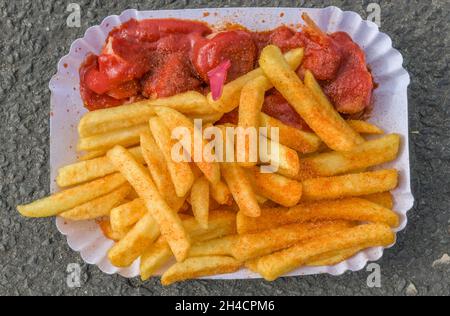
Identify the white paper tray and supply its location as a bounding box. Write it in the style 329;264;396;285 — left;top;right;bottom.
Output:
50;7;414;279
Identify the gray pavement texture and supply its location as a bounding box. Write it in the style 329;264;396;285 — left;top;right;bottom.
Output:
0;0;449;296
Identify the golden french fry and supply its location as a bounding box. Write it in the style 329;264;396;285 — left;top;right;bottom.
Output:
259;45;364;152
140;210;237;280
239;77;270;128
208;48;304;113
110;198;147;233
210;181;233;205
288;198;399;227
187;112;224;124
60;184;131;221
238;76;271;166
233;221;353;261
187;210;237;241
236;207;283;234
295;134;401;181
140;130;185;210
362;192;394;209
237;197;399;234
140;237;173;281
77;124;148;152
191;177;210;229
78;101;156;137
17;173;126;218
246;166;302;207
154;107;221;184
216;124;299;178
221;163;261;218
107;146;191;262
149;117;195;197
347;120;384;135
79;92;214;137
259;113;322;154
57;147;144;187
189;235;238;258
98;218;130;241
302;169;399;201
144;91;217;115
306;247;363;266
258;134;300;178
161;256;242;286
252;223;395;281
108;212;160;267
79;150;108;161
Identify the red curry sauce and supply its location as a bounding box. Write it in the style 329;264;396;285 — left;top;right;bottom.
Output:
79;18;374;128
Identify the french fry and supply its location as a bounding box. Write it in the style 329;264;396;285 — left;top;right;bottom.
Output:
238;77;271;165
140;237;173;281
362;192;394;209
79;150;107;161
140;210;237;280
140;130;185;210
302;169;399;201
57;147;144;187
252;223;395;281
288;198;399;227
107;146;191;262
78;101;156;137
216;124;299;178
77;124;148;152
259;45;364;152
258;134;300;178
188;112;224;124
239;77;270;128
208;48;304;113
191;177;210;229
259;113;322;154
221;163;261;218
60;184;131;221
98;219;129;242
110;198;147;234
295;134;401;181
108;212;160;267
17;173;126;218
149;117;195;197
188;210;237;241
161;256;242;286
189;235;238;258
210;181;233;205
306;247;363;266
236;197;399;234
79;92;219;138
246;247;363;273
146;91;217;115
233;221;353;261
347;120;384;135
154;107;221;184
246;166;303;207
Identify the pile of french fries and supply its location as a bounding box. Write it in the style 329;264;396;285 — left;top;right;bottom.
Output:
18;45;401;285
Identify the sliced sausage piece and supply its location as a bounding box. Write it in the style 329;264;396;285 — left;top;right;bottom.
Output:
301;31;343;81
269;26;305;53
142;53;202;99
323;32;374;114
193;30;257;83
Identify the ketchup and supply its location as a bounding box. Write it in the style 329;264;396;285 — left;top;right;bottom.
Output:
79;17;374;128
